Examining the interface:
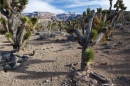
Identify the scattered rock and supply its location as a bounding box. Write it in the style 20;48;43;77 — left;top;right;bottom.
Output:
0;52;28;72
104;42;115;49
115;23;122;28
46;48;49;49
43;80;50;84
103;50;110;54
123;28;130;33
100;62;108;65
35;32;40;35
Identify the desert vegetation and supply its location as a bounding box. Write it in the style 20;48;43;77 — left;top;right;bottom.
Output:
0;0;130;86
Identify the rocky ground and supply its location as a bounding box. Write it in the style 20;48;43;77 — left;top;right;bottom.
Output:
0;25;130;86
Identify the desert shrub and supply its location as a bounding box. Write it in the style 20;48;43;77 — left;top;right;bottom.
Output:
84;48;94;64
65;26;73;34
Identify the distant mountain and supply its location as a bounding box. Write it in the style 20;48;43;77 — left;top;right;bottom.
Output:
56;12;81;21
23;11;81;22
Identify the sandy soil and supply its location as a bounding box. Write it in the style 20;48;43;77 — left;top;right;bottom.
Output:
0;26;130;86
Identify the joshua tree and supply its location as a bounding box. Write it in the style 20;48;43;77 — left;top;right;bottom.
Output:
65;10;95;71
110;0;127;27
102;10;107;23
65;0;127;71
106;0;127;27
97;7;102;20
95;0;127;44
57;21;64;33
0;0;38;51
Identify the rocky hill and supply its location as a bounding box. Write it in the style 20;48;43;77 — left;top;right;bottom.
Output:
23;12;81;22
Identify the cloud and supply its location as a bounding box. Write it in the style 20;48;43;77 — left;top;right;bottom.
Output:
23;0;65;14
65;0;111;8
23;0;130;14
65;0;130;11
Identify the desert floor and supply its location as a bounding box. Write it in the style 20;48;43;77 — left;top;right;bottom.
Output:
0;26;130;86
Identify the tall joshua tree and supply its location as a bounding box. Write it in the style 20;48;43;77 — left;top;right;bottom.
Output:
65;0;127;71
0;0;38;51
110;0;127;27
95;0;127;43
65;10;95;71
97;7;102;20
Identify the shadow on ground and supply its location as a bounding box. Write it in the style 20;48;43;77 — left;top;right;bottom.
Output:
9;58;70;80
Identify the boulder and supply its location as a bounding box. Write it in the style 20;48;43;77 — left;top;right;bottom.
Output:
0;53;28;72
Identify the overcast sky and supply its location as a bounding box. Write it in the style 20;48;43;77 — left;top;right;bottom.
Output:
23;0;130;14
